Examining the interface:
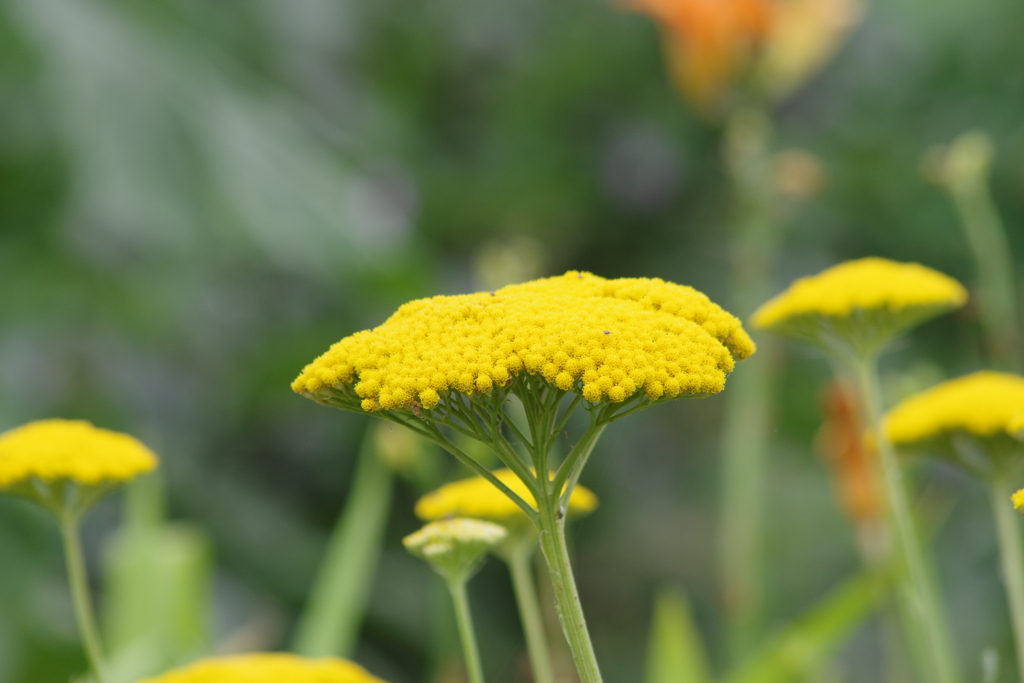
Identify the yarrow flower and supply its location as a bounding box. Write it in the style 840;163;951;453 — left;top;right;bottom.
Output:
415;469;598;526
293;271;754;412
885;372;1024;449
135;653;388;683
0;419;157;491
752;257;967;357
295;272;752;683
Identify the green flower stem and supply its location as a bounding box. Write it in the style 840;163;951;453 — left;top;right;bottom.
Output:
988;474;1024;683
852;354;960;683
446;576;486;683
536;496;603;683
292;431;393;657
506;542;556;683
59;513;108;683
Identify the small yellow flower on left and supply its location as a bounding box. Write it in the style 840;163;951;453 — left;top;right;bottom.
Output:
0;419;157;491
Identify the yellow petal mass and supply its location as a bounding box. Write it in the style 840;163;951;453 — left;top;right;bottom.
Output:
415;469;598;523
1013;488;1024;511
0;419;157;490
135;653;388;683
885;372;1024;446
752;257;967;330
293;272;754;412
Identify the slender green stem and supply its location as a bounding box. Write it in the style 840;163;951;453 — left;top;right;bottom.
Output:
506;542;556;683
852;355;960;683
60;514;108;683
989;475;1024;683
536;495;603;683
447;577;486;683
292;431;394;657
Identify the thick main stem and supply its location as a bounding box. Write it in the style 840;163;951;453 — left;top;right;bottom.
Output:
852;356;960;683
537;498;603;683
507;543;556;683
447;578;486;683
60;515;108;683
989;475;1024;683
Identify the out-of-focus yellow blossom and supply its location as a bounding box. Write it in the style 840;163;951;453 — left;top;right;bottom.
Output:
415;469;598;524
0;419;157;490
1009;413;1024;437
294;272;754;412
1012;488;1024;511
752;257;967;331
885;372;1024;447
630;0;861;112
136;653;388;683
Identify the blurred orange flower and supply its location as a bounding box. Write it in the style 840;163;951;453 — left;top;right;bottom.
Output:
630;0;861;113
816;379;882;529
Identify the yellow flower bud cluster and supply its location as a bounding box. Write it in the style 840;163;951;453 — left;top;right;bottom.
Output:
752;257;968;330
136;653;388;683
293;272;754;412
1013;488;1024;511
0;419;157;490
403;517;509;554
415;469;598;523
885;372;1024;446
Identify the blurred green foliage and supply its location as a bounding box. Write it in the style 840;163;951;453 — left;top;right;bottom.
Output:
1;0;1024;681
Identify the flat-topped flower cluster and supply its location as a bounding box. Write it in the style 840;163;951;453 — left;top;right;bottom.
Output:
0;419;157;489
885;371;1024;446
293;272;755;412
752;257;968;330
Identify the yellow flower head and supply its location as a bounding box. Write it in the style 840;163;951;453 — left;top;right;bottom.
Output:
1013;488;1024;512
0;419;157;491
752;258;967;354
885;372;1024;447
135;653;388;683
415;469;598;524
293;272;754;413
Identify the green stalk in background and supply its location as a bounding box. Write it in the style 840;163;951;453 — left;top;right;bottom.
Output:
719;108;823;661
991;474;1024;683
928;131;1019;370
61;510;110;683
718;109;780;662
853;354;960;683
502;540;556;683
292;424;400;657
404;519;508;683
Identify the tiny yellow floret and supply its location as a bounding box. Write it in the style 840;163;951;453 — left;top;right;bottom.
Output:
293;272;754;412
135;653;388;683
751;257;967;330
884;372;1024;446
415;469;598;523
1013;488;1024;512
0;419;157;490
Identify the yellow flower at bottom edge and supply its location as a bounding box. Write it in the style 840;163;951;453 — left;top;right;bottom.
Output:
884;372;1024;447
135;653;389;683
752;257;966;330
0;419;157;490
415;469;598;524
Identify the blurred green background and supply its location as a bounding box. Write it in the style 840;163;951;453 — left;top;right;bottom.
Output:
1;0;1023;681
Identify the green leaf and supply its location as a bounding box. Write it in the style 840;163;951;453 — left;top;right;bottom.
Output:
723;573;877;683
645;586;713;683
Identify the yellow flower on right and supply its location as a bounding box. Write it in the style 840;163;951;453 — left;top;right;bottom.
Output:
751;257;967;356
885;372;1024;448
